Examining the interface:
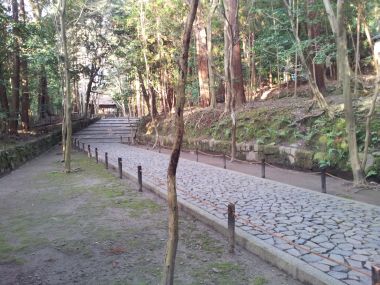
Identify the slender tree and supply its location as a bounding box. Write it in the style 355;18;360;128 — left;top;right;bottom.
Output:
283;0;333;118
19;0;30;131
59;0;72;173
207;0;218;108
307;0;326;93
10;0;20;135
161;1;198;284
323;0;364;184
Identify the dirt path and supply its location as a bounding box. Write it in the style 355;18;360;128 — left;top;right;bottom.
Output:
0;147;301;285
140;145;380;206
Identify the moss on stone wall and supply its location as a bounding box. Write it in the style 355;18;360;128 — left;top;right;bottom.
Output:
0;118;98;177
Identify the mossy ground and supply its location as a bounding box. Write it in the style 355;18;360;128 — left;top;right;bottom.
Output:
0;146;300;285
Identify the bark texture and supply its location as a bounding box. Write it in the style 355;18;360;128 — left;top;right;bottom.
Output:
195;10;210;107
10;0;20;135
323;0;364;184
161;1;198;284
59;0;72;173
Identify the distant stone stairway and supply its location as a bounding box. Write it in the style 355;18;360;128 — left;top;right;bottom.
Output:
73;117;139;143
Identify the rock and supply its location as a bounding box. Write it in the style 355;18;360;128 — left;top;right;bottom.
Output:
311;262;330;272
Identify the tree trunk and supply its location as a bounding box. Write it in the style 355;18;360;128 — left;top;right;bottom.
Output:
229;0;245;106
293;0;299;97
19;0;30;131
161;1;198;284
354;4;362;97
323;0;364;184
59;0;72;173
195;11;210;107
150;86;158;118
307;0;326;93
249;30;256;99
284;0;333;118
38;66;50;119
137;70;151;115
361;57;379;169
84;65;99;119
207;0;217;108
0;60;9;133
223;19;231;113
10;0;20;135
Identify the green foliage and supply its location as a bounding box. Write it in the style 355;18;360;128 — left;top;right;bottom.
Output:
365;157;380;181
306;116;349;169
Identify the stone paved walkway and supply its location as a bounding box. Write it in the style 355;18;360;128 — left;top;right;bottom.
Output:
74;120;380;285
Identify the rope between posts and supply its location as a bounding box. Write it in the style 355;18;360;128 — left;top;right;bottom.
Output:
225;154;261;165
84;143;372;277
197;149;224;158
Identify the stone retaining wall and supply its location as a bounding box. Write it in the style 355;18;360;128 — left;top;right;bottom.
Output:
0;118;99;176
139;134;317;171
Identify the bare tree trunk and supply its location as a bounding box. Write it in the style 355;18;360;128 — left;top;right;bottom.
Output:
307;0;326;93
250;30;256;98
207;0;217;108
19;0;30;131
10;0;20;135
161;1;198;284
323;0;364;184
223;19;231;113
59;0;72;173
293;0;299;97
354;4;362;97
361;37;380;169
195;9;210;107
84;65;99;118
137;70;151;114
284;0;333;118
0;60;9;133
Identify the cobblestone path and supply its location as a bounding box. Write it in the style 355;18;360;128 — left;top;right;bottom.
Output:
74;120;379;285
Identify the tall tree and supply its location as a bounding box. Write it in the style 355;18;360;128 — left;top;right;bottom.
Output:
30;0;51;120
223;0;245;113
19;0;30;131
161;1;198;284
307;0;326;93
206;0;218;108
194;5;211;107
10;0;20;134
323;0;364;184
284;0;333;118
59;0;72;173
0;6;10;132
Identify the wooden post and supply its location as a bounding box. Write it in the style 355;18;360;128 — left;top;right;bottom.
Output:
158;141;161;153
95;148;98;163
74;138;77;149
321;167;327;193
105;152;108;169
223;153;226;169
82;142;85;152
118;157;122;179
138;165;142;192
228;203;235;254
373;264;380;285
196;148;198;162
261;158;266;178
87;145;91;158
120;136;122;143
